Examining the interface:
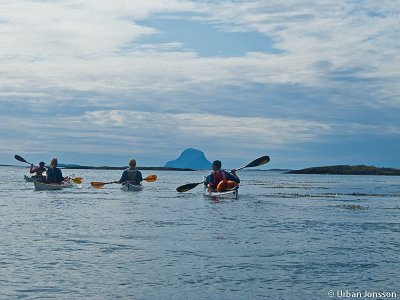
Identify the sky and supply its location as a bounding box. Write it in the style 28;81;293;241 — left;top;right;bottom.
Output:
1;0;399;169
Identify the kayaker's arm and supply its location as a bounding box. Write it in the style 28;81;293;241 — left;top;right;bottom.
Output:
227;170;240;183
204;174;212;186
59;169;65;182
30;164;39;174
137;171;143;183
116;170;129;184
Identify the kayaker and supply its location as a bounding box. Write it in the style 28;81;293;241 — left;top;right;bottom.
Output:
46;158;65;184
30;161;46;181
204;160;240;192
115;159;143;185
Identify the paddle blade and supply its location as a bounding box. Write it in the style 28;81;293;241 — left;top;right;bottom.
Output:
176;182;202;193
144;175;157;182
14;154;29;164
240;156;270;170
90;181;115;188
90;182;106;188
72;177;83;184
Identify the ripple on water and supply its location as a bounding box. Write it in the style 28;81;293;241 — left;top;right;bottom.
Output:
0;168;399;299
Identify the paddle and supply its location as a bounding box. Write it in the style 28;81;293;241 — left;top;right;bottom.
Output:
14;154;32;165
142;174;157;182
176;155;270;193
90;181;116;188
70;177;83;184
90;174;157;188
176;181;204;193
236;155;270;170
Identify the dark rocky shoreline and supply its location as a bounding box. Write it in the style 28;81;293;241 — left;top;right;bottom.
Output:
62;166;195;171
286;165;400;176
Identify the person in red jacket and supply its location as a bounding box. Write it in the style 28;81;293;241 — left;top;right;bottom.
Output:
204;160;240;192
30;161;46;181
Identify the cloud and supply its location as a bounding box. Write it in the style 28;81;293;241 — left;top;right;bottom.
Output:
83;110;331;142
0;0;194;58
1;0;398;108
0;109;330;155
1;1;399;167
3;108;398;167
199;1;400;102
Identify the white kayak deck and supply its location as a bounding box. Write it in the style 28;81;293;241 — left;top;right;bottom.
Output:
121;183;143;192
203;186;239;199
33;181;73;191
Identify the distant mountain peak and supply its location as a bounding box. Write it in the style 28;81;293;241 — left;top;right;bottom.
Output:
164;148;212;170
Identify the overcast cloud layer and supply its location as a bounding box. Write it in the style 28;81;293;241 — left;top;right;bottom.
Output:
1;0;399;168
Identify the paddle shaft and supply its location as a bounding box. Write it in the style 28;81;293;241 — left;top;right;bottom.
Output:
91;175;157;188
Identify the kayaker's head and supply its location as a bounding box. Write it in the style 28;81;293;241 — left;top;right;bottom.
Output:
129;159;136;168
50;158;58;168
212;160;222;171
39;161;45;167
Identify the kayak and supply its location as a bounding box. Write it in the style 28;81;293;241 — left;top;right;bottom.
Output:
34;181;73;191
203;186;239;199
121;183;143;192
25;171;47;182
25;175;38;182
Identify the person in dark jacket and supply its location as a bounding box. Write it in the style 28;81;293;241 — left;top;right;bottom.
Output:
46;158;65;184
116;159;143;185
204;160;240;192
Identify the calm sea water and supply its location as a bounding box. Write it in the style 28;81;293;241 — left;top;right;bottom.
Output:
0;166;399;299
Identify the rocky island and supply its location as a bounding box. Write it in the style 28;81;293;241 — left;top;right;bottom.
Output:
286;165;400;176
164;148;212;170
60;148;211;171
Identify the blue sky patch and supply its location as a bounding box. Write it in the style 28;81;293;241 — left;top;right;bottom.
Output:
136;18;281;57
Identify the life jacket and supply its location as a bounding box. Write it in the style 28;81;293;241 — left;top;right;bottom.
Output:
208;171;227;189
126;168;139;184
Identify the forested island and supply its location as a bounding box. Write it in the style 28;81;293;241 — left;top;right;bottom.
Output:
286;165;400;176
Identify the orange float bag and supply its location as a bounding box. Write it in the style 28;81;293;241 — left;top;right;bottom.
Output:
217;180;238;192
